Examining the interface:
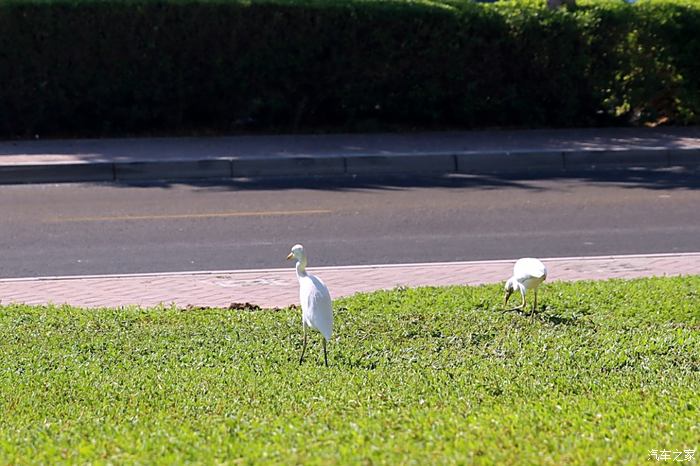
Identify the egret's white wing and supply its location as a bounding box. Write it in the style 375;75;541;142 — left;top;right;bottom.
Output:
513;258;547;281
299;273;333;341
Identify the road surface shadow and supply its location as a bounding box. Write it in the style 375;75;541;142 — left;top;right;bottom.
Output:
110;167;700;192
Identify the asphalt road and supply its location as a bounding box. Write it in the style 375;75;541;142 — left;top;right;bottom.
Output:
1;170;699;278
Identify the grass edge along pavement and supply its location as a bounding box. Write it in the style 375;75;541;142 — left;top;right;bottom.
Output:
1;276;698;464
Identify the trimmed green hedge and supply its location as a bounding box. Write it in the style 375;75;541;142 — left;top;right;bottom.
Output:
0;0;698;137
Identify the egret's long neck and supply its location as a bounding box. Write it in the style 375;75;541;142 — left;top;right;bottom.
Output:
508;276;523;291
511;278;525;292
295;258;308;278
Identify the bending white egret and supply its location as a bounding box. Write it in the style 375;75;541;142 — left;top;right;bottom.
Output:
287;244;333;366
504;258;547;314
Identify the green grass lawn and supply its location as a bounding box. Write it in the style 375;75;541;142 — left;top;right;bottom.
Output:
1;276;699;464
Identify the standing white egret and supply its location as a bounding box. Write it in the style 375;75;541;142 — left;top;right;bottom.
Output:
504;258;547;314
287;244;333;366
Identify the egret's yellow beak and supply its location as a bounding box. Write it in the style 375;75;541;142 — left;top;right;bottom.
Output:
286;252;294;260
504;290;512;306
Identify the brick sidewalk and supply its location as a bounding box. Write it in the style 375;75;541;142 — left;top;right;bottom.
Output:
0;252;697;309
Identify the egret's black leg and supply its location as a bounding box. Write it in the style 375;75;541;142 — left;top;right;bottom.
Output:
322;338;328;367
299;323;308;365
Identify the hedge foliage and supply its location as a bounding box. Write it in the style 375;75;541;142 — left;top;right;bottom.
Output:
0;0;699;137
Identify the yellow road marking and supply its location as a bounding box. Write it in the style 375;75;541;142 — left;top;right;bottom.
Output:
46;209;333;223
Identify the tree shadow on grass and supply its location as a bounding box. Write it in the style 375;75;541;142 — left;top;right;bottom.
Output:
502;305;594;328
539;309;598;329
541;313;581;326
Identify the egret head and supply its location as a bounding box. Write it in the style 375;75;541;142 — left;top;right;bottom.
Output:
504;278;516;306
286;244;306;262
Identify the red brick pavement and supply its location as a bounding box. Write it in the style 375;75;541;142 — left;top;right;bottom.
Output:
0;252;697;309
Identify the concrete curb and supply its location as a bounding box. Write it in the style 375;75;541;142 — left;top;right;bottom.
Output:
1;147;698;185
0;163;114;184
114;160;232;181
